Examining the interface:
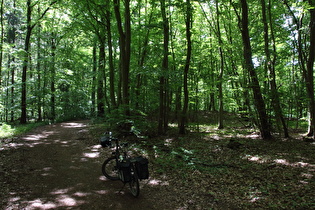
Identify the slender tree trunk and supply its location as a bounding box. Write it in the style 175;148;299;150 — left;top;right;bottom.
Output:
20;0;33;124
36;7;42;121
261;0;288;137
179;0;192;134
91;40;97;116
114;0;131;115
97;41;106;117
106;9;116;108
240;0;272;139
216;1;224;129
159;0;169;134
306;0;315;138
0;0;3;87
50;36;56;121
20;0;56;123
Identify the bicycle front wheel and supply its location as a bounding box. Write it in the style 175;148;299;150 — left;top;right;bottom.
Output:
129;167;140;197
102;156;120;180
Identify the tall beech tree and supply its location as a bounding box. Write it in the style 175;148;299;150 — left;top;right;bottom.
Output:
305;0;315;138
239;0;272;139
113;0;131;115
261;0;288;137
0;0;3;87
179;0;192;134
158;0;170;134
20;0;57;124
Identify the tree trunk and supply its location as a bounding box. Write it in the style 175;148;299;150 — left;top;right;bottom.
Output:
0;0;3;87
306;0;315;138
97;42;106;117
36;6;42;122
113;0;131;115
106;9;116;108
50;36;56;121
159;0;169;134
20;0;56;123
216;1;224;129
240;0;272;139
179;0;192;134
91;40;97;116
20;0;33;124
261;0;288;137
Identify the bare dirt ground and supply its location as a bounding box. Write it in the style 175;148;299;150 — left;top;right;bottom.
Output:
0;121;182;210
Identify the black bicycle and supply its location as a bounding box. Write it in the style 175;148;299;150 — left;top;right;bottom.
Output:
100;132;149;197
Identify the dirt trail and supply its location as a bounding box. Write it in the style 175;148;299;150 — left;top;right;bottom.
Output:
0;121;174;210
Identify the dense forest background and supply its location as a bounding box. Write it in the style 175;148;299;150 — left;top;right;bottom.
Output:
1;0;315;139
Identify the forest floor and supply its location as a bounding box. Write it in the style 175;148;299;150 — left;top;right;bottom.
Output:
0;118;315;209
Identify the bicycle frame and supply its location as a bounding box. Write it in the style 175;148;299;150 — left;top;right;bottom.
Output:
101;133;140;197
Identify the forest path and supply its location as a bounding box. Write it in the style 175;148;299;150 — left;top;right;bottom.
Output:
0;121;172;210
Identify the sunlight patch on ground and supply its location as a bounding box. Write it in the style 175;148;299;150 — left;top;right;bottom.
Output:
94;190;109;195
73;191;91;197
56;195;78;207
62;122;87;128
245;155;315;169
244;155;268;163
82;152;100;158
28;199;57;209
50;188;72;195
148;179;169;186
248;188;264;203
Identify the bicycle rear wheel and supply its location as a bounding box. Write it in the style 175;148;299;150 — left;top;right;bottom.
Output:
129;166;140;197
102;156;120;180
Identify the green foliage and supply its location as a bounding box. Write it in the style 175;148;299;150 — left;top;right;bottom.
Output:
0;122;46;139
0;123;14;138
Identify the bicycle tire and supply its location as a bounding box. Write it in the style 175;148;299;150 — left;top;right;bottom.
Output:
129;166;140;197
102;156;120;181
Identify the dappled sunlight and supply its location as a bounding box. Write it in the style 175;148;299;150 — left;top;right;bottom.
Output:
245;154;315;168
82;152;100;158
247;187;264;203
244;155;269;164
148;179;169;186
27;199;57;209
164;138;174;146
62;122;87;128
94;190;109;195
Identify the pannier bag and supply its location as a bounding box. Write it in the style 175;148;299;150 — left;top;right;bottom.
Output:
100;136;111;147
118;160;132;183
135;156;149;180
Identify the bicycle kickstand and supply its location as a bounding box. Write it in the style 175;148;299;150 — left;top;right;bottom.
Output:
118;183;126;194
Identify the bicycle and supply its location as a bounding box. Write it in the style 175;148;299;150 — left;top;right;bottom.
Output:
100;132;148;197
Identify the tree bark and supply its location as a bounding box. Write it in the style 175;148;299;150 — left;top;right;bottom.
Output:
113;0;131;115
216;1;224;129
261;0;288;137
91;40;97;116
50;36;56;121
159;0;169;134
20;0;33;124
240;0;272;139
306;0;315;138
105;9;116;108
0;0;3;87
20;0;57;124
179;0;192;134
97;41;106;117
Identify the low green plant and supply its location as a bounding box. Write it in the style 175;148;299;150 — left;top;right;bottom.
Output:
0;122;46;139
0;123;14;138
